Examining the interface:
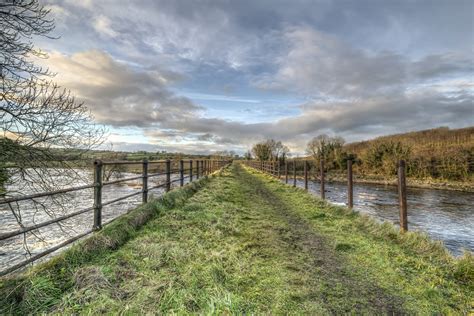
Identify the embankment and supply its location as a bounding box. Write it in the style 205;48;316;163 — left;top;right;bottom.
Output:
0;164;472;314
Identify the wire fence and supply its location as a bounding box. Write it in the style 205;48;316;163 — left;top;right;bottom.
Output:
0;159;231;276
243;159;410;231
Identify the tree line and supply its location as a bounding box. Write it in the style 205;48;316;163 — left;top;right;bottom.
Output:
247;127;473;182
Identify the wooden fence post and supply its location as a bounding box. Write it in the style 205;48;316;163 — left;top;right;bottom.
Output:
277;161;281;179
196;159;200;179
398;160;408;231
293;160;297;187
304;160;308;190
189;160;193;182
93;160;103;230
285;161;288;184
142;159;148;203
347;160;353;209
179;160;184;186
320;158;325;199
166;159;171;192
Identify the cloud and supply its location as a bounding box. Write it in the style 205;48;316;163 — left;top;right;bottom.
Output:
43;50;201;127
254;26;473;98
42;47;472;154
39;2;473;154
93;15;118;38
154;90;473;153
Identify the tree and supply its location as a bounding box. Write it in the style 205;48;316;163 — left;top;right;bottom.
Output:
306;135;344;160
252;142;272;161
1;0;104;188
0;1;104;247
363;141;411;176
306;134;348;170
251;139;290;161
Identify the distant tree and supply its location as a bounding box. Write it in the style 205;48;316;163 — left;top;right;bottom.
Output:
251;139;290;161
211;150;234;160
244;150;252;160
270;140;290;162
306;135;344;160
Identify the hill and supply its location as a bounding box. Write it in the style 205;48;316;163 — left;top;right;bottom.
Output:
344;127;474;183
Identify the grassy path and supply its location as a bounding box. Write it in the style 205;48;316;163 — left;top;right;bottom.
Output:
1;163;472;314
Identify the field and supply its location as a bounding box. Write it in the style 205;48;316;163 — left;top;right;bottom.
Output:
0;164;472;314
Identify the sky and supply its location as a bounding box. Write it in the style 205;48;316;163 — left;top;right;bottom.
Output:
37;0;474;155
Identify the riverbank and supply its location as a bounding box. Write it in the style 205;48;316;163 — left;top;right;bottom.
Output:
1;164;472;314
295;171;474;193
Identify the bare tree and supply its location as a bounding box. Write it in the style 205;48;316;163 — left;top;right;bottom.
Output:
0;1;105;253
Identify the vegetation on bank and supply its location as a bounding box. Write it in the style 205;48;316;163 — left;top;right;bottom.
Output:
248;127;473;189
1;164;472;314
346;126;474;183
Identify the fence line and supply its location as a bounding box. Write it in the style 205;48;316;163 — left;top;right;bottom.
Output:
0;159;231;276
242;159;409;232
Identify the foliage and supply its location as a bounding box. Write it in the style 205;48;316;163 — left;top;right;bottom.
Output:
306;134;345;160
307;127;473;182
362;141;411;176
251;139;289;161
306;134;352;170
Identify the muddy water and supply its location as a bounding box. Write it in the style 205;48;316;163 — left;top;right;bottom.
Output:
287;178;474;256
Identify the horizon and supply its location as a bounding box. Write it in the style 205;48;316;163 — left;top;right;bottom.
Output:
35;0;473;155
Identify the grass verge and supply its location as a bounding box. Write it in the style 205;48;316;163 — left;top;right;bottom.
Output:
0;173;213;314
0;163;472;314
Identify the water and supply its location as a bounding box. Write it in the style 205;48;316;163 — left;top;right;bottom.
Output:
287;178;474;256
0;168;188;272
1;169;473;274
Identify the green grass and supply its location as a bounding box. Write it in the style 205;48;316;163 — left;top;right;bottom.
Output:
1;163;472;314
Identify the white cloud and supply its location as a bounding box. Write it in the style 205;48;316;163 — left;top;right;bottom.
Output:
42;50;200;127
93;15;118;38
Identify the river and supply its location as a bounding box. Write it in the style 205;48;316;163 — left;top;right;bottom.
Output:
0;168;187;272
0;169;473;274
